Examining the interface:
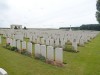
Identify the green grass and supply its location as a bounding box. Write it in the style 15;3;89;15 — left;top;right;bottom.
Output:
0;33;100;75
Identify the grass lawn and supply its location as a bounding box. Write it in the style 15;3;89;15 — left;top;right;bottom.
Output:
0;33;100;75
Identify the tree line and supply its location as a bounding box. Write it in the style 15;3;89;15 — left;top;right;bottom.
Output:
59;24;100;31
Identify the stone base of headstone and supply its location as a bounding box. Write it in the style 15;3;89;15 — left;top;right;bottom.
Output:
46;59;64;67
35;54;41;59
18;50;22;53
54;61;64;67
21;49;26;54
79;44;84;47
27;52;33;57
46;59;55;65
22;49;26;51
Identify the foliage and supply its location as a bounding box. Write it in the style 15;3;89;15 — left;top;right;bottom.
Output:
59;27;80;30
23;26;27;30
10;47;18;51
96;0;100;23
60;24;100;31
80;24;100;31
14;26;18;29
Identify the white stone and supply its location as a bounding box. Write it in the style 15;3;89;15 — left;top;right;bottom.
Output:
15;34;23;41
12;39;16;47
36;37;40;44
6;38;10;44
60;39;65;48
34;44;41;57
55;48;63;63
16;40;21;50
72;39;78;52
9;39;13;47
40;45;46;58
27;42;32;54
22;41;26;49
55;39;59;47
79;37;84;46
41;38;45;45
49;39;54;46
47;46;54;61
29;36;33;42
46;39;49;45
0;68;8;75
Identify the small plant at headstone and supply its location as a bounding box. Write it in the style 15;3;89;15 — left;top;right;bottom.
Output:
11;47;17;51
39;55;46;62
6;43;10;48
5;43;11;50
7;46;12;50
21;50;27;55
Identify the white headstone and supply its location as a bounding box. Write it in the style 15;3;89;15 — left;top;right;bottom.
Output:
22;41;26;50
41;38;45;45
72;39;78;52
0;68;8;75
40;45;46;58
10;39;13;47
55;39;59;47
29;36;33;42
60;39;65;48
79;37;84;46
6;38;10;44
15;34;23;41
47;46;54;61
16;40;21;50
12;39;16;47
50;39;54;46
34;44;41;57
27;42;32;54
46;39;49;45
36;37;40;44
55;48;63;63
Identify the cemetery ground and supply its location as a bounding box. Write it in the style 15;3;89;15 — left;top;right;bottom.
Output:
0;33;100;75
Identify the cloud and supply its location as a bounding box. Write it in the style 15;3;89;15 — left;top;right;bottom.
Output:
0;0;98;28
0;0;9;11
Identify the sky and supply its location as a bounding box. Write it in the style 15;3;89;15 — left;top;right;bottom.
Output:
0;0;98;28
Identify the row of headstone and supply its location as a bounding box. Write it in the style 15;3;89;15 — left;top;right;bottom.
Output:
1;29;100;52
31;37;66;48
6;38;32;54
1;29;99;44
34;44;63;65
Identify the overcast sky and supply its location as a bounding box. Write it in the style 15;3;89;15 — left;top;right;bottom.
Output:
0;0;98;28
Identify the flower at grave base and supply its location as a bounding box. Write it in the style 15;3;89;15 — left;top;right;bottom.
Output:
22;49;26;51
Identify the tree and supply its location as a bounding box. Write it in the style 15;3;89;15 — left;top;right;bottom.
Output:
24;26;27;30
96;0;100;23
14;26;18;29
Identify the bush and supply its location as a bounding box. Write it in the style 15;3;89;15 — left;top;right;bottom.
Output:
11;47;17;51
